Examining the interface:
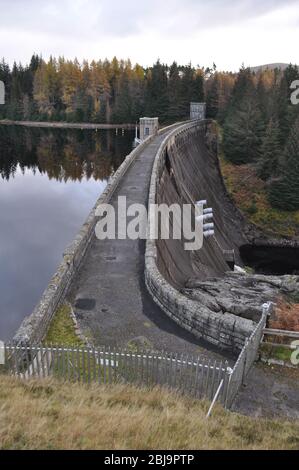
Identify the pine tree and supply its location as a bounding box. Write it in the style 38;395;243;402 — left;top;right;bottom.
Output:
206;74;219;119
113;70;132;123
223;95;265;164
145;60;169;121
257;118;281;180
179;64;198;117
276;76;292;146
257;74;269;123
193;71;204;102
229;66;255;110
167;62;181;121
130;64;145;122
269;118;299;211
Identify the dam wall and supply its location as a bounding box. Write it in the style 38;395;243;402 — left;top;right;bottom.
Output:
13;117;283;353
13;124;180;345
145;120;255;352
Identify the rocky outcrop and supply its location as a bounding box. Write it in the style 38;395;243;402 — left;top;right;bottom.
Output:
185;273;299;323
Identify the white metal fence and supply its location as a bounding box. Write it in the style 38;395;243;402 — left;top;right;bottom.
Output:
224;304;270;408
0;304;272;410
0;344;231;404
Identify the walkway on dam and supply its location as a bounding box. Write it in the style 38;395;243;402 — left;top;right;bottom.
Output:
67;128;231;361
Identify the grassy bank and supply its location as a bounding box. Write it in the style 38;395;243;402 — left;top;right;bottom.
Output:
0;376;298;450
219;155;299;238
44;303;84;346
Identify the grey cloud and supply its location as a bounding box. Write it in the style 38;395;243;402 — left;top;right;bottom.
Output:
0;0;298;67
0;0;297;39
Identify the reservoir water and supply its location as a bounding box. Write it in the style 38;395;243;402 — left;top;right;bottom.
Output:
0;125;134;340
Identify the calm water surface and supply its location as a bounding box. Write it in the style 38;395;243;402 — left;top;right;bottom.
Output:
0;125;134;339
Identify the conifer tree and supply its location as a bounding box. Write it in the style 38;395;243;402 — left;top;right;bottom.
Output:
167;62;181;121
229;66;254;110
193;71;204;103
257;118;281;180
206;74;219;118
276;76;292;146
145;60;169;121
269;118;299;211
179;64;200;117
223;95;264;164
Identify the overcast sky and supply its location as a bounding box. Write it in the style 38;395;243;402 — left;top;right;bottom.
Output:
0;0;298;70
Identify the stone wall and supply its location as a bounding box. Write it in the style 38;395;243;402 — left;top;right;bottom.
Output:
145;121;255;353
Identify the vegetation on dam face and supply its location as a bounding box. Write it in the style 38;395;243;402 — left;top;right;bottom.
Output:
0;376;298;450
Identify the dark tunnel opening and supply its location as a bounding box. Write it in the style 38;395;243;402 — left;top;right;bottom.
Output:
240;244;299;275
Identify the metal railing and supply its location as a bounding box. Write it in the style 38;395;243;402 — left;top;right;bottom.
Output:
0;343;230;404
0;304;272;411
224;303;271;408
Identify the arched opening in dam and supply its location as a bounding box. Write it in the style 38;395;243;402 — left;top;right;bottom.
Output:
240;244;299;275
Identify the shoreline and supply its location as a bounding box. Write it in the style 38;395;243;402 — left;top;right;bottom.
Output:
0;119;136;130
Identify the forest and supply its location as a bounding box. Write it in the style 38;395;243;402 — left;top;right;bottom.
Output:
0;56;204;124
0;56;298;212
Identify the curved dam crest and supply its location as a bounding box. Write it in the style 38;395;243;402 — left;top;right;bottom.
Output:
14;120;299;355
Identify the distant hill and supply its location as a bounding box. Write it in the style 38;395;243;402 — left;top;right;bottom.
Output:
250;63;291;73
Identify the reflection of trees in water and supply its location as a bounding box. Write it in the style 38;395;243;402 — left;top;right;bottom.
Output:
0;126;133;182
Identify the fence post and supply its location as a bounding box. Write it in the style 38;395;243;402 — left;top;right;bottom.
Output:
242;339;249;385
206;379;224;418
224;366;233;409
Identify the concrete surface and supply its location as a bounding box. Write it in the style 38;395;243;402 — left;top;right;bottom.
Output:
232;363;299;419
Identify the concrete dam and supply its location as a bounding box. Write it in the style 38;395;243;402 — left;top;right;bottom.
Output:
14;119;299;355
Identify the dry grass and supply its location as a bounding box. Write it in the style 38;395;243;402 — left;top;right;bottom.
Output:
0;376;298;450
269;298;299;332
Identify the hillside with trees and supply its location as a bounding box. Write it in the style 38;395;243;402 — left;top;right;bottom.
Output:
0;56;204;125
1;56;299;215
217;64;299;220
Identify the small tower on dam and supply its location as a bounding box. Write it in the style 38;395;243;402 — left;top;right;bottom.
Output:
190;102;206;120
139;117;159;141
